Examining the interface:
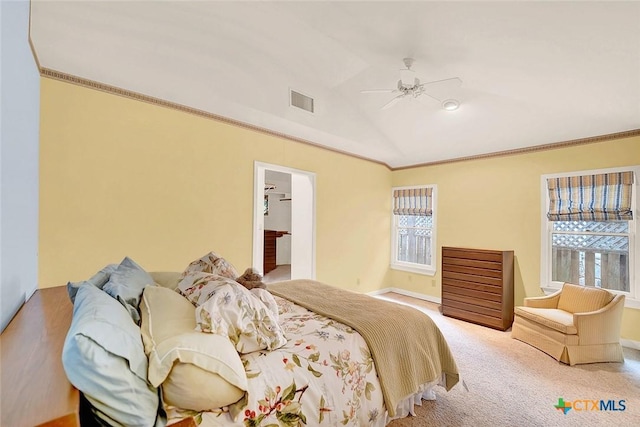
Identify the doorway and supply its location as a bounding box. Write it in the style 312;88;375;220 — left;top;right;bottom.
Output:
253;162;316;280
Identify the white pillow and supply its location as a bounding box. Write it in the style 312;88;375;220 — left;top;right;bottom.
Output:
63;284;160;426
179;273;287;353
140;286;248;410
150;271;182;290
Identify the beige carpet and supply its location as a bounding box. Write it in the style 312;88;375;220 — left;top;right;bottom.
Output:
264;264;291;283
378;293;640;427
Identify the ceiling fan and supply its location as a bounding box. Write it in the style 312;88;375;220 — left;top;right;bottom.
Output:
362;58;462;111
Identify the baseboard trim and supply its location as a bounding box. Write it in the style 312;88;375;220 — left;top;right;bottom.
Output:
367;287;441;304
367;287;393;296
621;338;640;350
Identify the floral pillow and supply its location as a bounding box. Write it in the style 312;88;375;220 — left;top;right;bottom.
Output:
250;287;279;320
181;251;239;281
178;273;287;354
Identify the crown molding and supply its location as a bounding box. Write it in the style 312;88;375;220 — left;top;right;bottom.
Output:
39;68;391;170
391;129;640;171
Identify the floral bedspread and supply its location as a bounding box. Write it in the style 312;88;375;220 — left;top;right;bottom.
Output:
166;295;385;427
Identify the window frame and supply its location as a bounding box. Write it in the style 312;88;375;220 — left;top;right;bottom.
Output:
540;165;640;309
390;184;437;276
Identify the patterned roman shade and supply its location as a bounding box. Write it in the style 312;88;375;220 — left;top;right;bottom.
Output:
393;188;433;216
547;171;634;221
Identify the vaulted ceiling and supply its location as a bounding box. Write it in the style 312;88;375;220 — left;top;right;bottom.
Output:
30;1;640;168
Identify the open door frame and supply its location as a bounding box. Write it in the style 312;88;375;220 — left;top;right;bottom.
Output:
253;162;316;279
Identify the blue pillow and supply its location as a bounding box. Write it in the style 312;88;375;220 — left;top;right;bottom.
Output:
66;264;118;303
62;284;161;426
103;257;155;324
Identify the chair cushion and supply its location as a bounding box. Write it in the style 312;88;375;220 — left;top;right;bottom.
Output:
514;306;577;335
140;285;248;411
557;283;614;314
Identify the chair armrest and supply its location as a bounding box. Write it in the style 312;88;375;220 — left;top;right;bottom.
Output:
574;294;625;345
523;289;562;308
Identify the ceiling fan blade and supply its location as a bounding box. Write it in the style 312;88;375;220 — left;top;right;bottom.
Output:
420;77;462;88
361;89;396;94
420;77;463;104
422;92;443;103
381;95;404;110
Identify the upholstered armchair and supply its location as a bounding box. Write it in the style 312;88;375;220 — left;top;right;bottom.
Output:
511;283;625;365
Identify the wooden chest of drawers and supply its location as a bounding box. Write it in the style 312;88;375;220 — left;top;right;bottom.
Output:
441;247;514;331
264;230;288;274
264;230;278;274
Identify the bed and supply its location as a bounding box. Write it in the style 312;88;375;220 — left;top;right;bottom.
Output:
62;253;459;427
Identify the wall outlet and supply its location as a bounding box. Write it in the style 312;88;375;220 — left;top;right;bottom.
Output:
431;279;436;287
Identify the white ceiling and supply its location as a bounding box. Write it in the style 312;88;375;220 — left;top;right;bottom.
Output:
30;1;640;168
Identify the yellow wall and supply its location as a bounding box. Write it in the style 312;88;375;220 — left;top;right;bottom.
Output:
39;78;391;293
39;76;640;342
390;135;640;342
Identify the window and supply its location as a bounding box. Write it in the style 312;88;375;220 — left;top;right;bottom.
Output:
391;185;437;275
540;167;639;308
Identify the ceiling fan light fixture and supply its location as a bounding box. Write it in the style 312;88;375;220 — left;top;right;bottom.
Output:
400;68;416;87
442;99;460;111
362;58;462;110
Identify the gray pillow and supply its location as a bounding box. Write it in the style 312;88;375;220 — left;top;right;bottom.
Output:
62;284;161;426
67;264;118;303
103;257;155;324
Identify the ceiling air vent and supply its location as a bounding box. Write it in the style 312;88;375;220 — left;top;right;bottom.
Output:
290;89;314;113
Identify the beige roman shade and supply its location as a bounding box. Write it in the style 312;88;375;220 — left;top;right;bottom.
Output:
393;188;433;216
547;171;634;221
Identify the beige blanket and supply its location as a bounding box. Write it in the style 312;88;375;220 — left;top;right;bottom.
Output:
269;280;459;417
